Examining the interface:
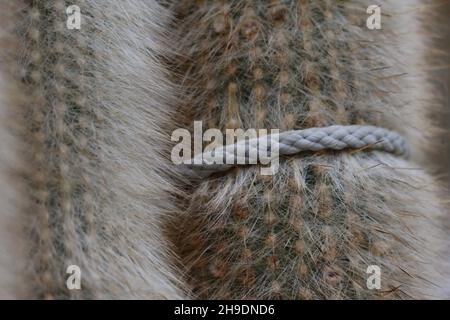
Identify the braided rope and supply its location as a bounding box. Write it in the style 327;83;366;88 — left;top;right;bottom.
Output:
179;125;408;178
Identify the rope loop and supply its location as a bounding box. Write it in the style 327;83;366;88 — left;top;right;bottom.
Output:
179;125;409;178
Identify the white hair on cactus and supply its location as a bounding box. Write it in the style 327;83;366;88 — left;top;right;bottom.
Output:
167;0;450;299
1;0;187;299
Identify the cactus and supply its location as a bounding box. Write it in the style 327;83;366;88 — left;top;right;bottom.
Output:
168;0;449;299
2;0;186;299
0;0;448;299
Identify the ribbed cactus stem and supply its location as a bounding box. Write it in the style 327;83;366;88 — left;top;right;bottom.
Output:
169;0;448;299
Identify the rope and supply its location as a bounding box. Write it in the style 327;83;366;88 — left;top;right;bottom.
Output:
179;125;408;178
